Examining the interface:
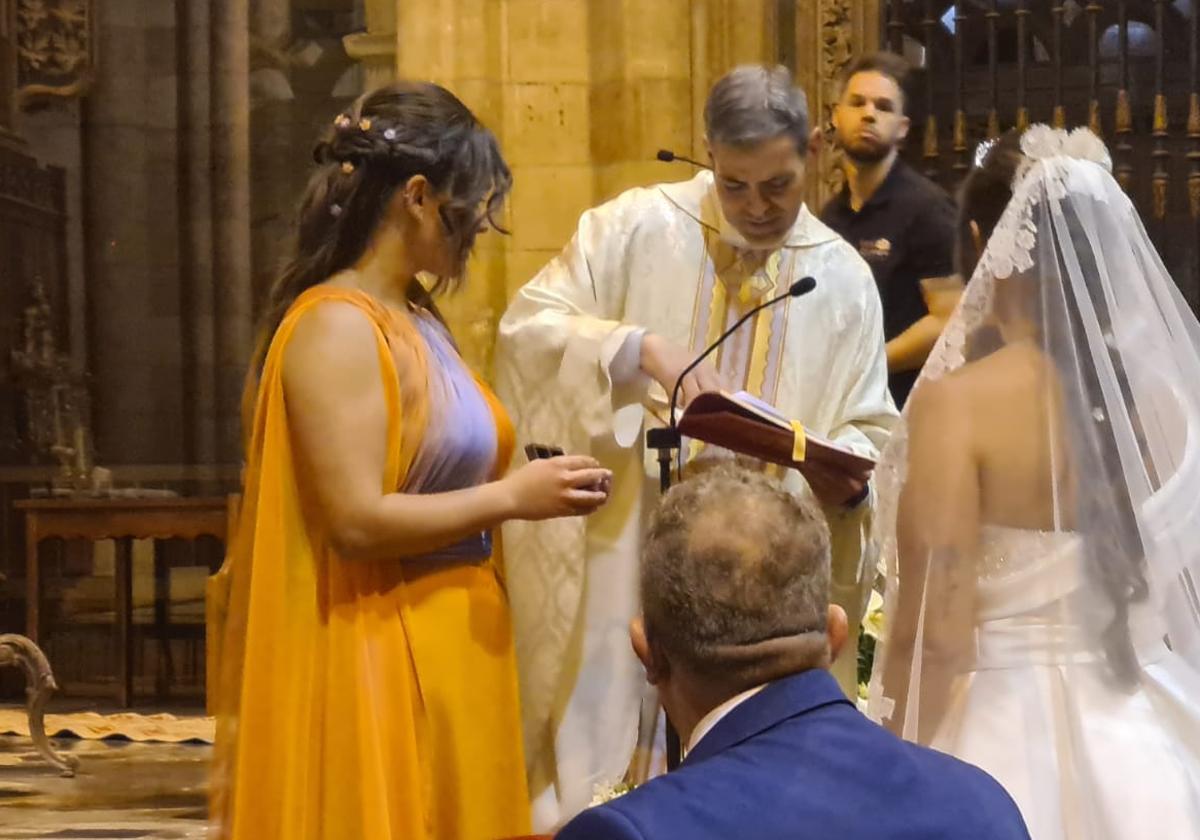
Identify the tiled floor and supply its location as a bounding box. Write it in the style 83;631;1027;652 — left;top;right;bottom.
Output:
0;735;209;839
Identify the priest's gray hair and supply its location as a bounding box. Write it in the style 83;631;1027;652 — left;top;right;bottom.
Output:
704;64;811;152
640;462;832;693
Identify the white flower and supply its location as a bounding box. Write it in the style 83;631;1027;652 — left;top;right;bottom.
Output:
1064;127;1112;172
1020;124;1065;161
861;590;885;640
1017;123;1110;170
589;780;634;807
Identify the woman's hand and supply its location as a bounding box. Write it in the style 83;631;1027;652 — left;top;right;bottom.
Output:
502;455;612;520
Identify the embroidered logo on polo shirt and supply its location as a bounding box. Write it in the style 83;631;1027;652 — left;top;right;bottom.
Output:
858;238;892;261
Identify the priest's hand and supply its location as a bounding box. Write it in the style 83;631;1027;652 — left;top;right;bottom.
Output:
502;455;612;520
801;462;870;508
640;333;724;409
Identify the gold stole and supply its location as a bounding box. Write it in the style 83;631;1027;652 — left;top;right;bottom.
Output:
685;233;794;467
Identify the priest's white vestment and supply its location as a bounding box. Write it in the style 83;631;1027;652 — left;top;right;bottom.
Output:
494;171;899;829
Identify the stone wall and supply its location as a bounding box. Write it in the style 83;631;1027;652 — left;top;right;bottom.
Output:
349;0;782;375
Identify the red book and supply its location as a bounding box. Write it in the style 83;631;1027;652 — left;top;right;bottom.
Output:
677;390;875;477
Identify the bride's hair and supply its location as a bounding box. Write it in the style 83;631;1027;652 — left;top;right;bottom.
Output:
956;131;1024;278
958;130;1149;688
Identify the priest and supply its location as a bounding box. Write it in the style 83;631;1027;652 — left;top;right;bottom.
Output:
494;64;899;830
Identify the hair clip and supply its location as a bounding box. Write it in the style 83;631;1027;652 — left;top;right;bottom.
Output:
340;161;355;174
383;127;397;141
330;203;344;217
333;114;352;129
359;117;372;132
973;138;997;168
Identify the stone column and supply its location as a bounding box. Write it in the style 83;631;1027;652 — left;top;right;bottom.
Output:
589;0;694;203
699;0;780;80
343;0;397;90
496;0;594;310
179;0;217;467
84;0;185;463
0;0;18;142
688;0;780;155
248;0;296;334
211;0;253;462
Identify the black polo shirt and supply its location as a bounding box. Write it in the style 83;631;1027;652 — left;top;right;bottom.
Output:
820;160;956;406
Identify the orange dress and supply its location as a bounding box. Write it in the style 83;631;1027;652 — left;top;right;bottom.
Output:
208;286;530;839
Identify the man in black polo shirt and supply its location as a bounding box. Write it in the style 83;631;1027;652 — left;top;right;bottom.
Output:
821;52;960;407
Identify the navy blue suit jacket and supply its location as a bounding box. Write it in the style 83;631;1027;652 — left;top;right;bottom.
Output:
556;670;1030;840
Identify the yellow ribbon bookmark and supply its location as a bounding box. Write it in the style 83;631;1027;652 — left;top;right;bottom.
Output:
790;420;807;463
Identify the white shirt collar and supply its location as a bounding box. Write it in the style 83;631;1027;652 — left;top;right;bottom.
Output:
684;683;768;756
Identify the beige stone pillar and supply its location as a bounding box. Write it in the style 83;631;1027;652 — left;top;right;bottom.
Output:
495;0;594;311
687;0;780;155
589;0;694;203
344;0;398;90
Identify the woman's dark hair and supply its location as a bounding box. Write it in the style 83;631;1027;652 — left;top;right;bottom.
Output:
251;80;512;372
956;129;1023;279
960;128;1149;688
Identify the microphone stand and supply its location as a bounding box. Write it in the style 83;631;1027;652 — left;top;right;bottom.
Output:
641;275;816;771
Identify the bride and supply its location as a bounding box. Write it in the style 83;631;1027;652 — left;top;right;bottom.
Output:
869;125;1200;838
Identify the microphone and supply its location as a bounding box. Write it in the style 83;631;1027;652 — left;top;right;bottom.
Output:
656;148;711;169
668;276;817;435
644;273;815;773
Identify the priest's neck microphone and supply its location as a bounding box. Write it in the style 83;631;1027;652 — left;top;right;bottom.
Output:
656;148;711;169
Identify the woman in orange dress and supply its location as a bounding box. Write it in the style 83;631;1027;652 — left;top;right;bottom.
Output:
208;81;611;840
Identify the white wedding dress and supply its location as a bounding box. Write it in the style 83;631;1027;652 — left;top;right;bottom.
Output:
869;127;1200;839
930;525;1200;839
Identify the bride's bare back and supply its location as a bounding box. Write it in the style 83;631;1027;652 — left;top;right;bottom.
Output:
947;339;1071;531
898;336;1072;562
